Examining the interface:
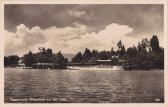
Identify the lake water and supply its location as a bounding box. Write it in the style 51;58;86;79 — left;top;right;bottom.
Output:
4;68;164;103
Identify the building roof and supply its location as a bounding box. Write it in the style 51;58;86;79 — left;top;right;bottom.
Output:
97;60;112;62
33;63;59;66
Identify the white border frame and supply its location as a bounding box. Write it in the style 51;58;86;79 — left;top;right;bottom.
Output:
0;0;167;107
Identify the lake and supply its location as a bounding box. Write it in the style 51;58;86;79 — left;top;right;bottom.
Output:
4;68;164;103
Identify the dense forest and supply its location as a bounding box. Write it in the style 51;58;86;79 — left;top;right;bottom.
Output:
4;35;164;70
4;47;68;68
4;55;20;67
71;35;164;70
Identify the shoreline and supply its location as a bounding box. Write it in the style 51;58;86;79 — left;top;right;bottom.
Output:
4;66;164;71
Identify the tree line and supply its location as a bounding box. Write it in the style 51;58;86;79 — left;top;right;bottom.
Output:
4;35;164;70
72;35;164;70
4;47;68;68
4;55;20;66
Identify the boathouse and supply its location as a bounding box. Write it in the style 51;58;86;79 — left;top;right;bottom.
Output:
32;63;60;69
96;55;119;65
18;58;25;68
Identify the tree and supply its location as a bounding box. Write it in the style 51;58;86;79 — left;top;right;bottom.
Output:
55;51;67;67
82;48;92;62
110;47;116;56
91;50;98;58
116;40;126;58
117;40;123;50
99;51;108;60
125;46;138;59
137;42;142;52
22;51;35;67
4;55;20;66
150;35;160;52
119;45;126;58
72;52;83;63
46;48;53;56
46;48;53;62
37;47;47;63
138;38;149;52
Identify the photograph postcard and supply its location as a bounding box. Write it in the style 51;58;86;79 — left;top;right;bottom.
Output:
0;0;168;107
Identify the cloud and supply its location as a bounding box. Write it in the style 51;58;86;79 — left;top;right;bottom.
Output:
68;9;86;18
68;9;96;20
5;23;153;56
65;23;135;52
5;24;46;56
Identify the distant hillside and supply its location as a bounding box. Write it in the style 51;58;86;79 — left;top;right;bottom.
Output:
63;54;75;62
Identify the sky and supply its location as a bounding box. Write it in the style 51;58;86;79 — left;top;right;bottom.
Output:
4;4;164;56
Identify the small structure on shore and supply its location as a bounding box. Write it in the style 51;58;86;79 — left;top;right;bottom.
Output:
18;58;25;68
96;59;112;65
96;55;119;65
32;63;65;69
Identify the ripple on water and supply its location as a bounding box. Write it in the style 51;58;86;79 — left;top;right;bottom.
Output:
4;68;164;103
